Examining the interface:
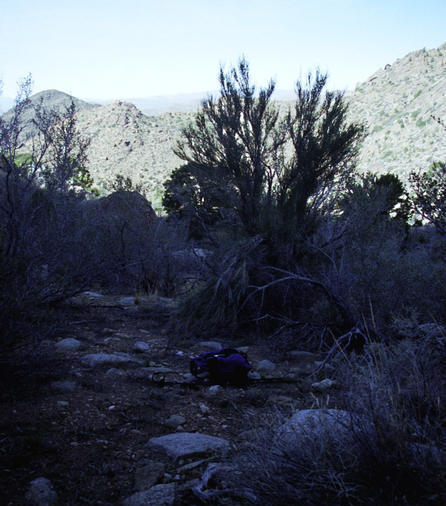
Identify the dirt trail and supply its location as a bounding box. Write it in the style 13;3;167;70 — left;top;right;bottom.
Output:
0;297;316;505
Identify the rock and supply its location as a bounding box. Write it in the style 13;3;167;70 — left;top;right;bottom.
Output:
120;296;137;306
257;359;276;375
122;483;175;506
165;415;186;429
81;352;144;368
134;462;165;491
278;409;361;444
50;380;76;392
81;290;103;298
182;373;195;383
247;370;261;380
199;403;210;415
208;385;222;394
26;477;57;506
199;341;222;351
55;338;81;352
133;341;150;353
311;378;336;392
147;432;230;460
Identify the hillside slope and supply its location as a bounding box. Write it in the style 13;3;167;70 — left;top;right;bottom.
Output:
2;89;98;140
347;43;446;179
75;101;192;207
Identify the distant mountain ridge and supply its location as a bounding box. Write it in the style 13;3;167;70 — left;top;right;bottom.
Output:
3;42;445;208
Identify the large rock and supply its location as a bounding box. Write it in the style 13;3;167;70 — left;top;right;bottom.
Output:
81;352;144;368
26;477;58;506
147;432;230;460
278;409;362;444
122;483;175;506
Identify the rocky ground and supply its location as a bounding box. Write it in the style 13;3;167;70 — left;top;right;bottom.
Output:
0;293;334;505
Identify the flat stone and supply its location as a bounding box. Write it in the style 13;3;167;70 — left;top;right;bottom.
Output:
147;432;230;460
55;338;81;352
199;341;222;351
81;352;144;368
122;483;175;506
133;341;150;353
134;462;165;491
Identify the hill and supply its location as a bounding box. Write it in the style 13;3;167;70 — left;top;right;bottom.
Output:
75;101;193;207
346;43;446;180
4;43;446;207
1;89;98;140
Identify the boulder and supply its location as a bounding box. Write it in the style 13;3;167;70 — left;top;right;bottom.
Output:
278;409;362;445
26;477;57;506
122;483;175;506
147;432;230;460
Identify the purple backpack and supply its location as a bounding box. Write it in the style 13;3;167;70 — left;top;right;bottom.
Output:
190;348;251;385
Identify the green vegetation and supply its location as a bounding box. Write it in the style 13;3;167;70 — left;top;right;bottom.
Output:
413;89;423;99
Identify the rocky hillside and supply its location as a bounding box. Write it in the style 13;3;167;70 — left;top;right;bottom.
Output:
77;42;445;205
4;43;445;207
75;101;193;208
346;43;446;180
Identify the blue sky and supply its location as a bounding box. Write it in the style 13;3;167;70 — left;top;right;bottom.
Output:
0;0;445;100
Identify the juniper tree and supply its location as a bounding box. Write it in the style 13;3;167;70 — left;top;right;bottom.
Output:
168;60;363;248
173;59;286;235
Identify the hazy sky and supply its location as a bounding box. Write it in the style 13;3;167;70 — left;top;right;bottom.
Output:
1;0;445;100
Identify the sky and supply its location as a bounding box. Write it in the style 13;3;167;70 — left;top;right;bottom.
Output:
0;0;445;100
